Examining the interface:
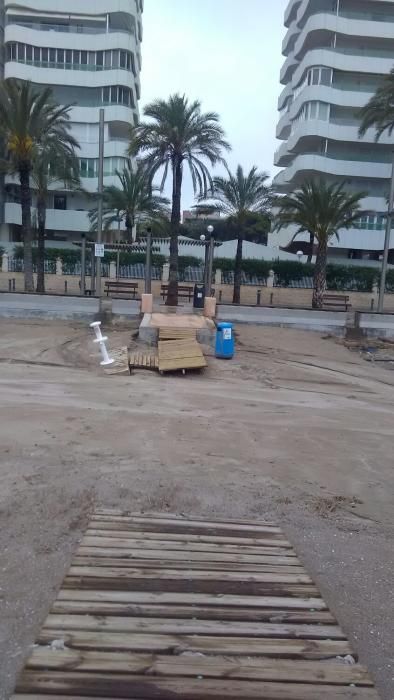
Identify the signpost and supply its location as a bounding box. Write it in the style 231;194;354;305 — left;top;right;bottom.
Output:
95;243;105;258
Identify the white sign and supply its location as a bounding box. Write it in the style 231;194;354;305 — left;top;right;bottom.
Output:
223;328;232;340
95;243;105;258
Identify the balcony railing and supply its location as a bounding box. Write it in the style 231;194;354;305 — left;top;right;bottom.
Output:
6;21;135;36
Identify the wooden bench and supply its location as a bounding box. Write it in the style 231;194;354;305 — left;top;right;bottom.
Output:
322;293;351;311
161;284;193;301
105;281;139;298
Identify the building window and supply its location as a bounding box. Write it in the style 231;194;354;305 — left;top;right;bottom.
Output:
54;194;67;210
5;42;136;73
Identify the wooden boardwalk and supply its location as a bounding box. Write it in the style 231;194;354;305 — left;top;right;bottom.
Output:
13;510;380;699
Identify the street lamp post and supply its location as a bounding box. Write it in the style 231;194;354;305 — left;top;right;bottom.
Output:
206;224;215;296
378;153;394;312
145;226;152;294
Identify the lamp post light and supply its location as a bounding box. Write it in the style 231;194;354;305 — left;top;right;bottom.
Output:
297;250;303;262
207;225;215;296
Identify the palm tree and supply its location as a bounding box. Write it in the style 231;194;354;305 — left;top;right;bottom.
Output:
274;180;365;308
129;94;230;305
89;162;170;240
203;165;271;304
0;79;76;291
359;68;394;139
31;137;80;293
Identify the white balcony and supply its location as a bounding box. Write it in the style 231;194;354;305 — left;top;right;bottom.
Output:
5;0;140;18
275;121;392;166
70;105;136;125
285;48;394;87
4;24;138;53
5;202;90;232
5;62;135;90
291;13;394;65
273;222;394;252
274;153;392;189
284;0;302;27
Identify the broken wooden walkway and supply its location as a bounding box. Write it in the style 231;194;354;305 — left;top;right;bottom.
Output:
13;510;380;699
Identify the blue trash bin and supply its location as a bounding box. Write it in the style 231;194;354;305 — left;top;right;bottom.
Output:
215;322;234;359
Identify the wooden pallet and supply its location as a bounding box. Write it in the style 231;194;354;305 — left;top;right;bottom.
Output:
158;339;207;373
12;510;380;699
159;327;197;341
128;351;158;371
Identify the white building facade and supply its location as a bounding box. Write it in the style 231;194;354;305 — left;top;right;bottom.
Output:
0;0;143;250
271;0;394;265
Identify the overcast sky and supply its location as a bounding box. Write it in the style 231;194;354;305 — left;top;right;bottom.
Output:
140;0;288;209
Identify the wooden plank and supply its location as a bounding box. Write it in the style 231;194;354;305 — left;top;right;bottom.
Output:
85;527;292;548
72;555;306;574
88;515;284;535
36;629;354;659
93;509;278;527
81;535;297;556
77;544;301;564
63;575;319;596
16;672;379;698
66;565;312;584
50;600;335;624
42;613;346;639
159;357;207;372
26;648;372;685
56;589;328;610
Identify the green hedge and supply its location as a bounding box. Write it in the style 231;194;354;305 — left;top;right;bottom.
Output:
11;246;389;292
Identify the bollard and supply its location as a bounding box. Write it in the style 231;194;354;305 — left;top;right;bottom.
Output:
370;298;374;311
270;292;274;305
64;280;68;294
219;289;222;302
8;279;12;292
12;278;15;292
90;321;114;366
256;289;261;305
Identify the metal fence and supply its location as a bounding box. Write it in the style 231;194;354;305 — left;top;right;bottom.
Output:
8;258;56;274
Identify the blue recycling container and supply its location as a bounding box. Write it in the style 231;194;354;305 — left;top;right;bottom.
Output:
215;322;234;359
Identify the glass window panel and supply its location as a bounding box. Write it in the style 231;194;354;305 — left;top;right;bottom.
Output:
104;51;111;68
321;68;331;85
102;86;110;103
66;50;72;63
97;51;103;67
120;51;126;68
309;102;318;118
34;47;40;61
57;49;64;64
81;51;88;65
312;68;320;85
17;43;25;61
49;48;56;63
73;50;80;65
112;50;119;68
111;86;118;103
42;47;48;62
26;45;32;61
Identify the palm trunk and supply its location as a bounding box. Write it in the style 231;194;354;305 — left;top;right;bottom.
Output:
312;237;327;309
167;159;182;306
307;232;314;264
20;165;34;292
36;197;46;294
233;230;244;304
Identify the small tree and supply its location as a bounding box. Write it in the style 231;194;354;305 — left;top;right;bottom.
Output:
0;79;76;291
129;94;230;305
32;137;80;293
274;180;365;308
201;165;271;303
89;162;170;239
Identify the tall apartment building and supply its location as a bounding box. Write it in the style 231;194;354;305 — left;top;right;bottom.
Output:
272;0;394;264
0;0;143;250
